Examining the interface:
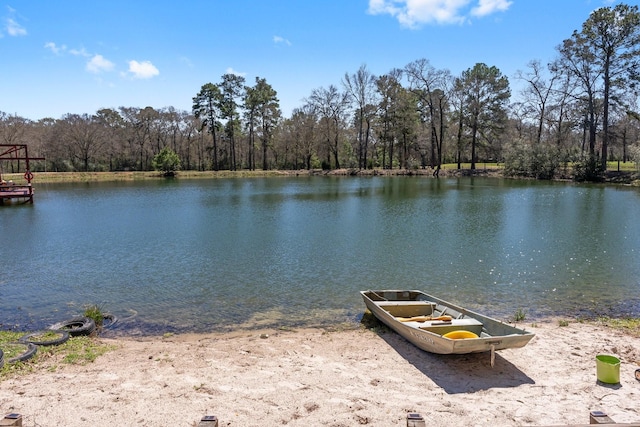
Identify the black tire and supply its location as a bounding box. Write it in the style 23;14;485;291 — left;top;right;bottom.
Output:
102;313;118;329
49;316;96;337
0;348;4;369
5;342;37;364
19;330;70;346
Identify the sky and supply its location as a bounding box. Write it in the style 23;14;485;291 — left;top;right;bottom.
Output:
0;0;621;121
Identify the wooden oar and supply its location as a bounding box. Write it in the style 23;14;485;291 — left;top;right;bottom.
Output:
397;315;453;322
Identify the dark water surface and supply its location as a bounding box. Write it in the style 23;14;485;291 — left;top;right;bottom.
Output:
1;176;639;335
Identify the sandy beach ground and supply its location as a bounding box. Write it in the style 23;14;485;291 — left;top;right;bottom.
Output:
1;319;639;427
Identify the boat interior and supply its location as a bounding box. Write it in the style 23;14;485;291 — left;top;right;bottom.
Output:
366;290;489;338
377;300;485;337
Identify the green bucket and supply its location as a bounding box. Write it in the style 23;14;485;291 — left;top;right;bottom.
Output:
596;354;620;384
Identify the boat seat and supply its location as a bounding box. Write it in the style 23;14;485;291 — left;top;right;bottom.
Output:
377;301;437;317
418;318;483;337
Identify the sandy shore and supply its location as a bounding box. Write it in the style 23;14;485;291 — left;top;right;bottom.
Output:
1;320;639;427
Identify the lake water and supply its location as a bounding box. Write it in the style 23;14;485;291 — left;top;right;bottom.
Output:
1;176;639;336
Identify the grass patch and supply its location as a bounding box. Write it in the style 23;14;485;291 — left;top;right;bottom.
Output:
513;308;526;323
21;330;69;346
58;336;114;364
0;331;24;344
1;330;115;381
606;161;637;172
84;304;105;328
1;170;290;184
594;317;640;337
1;342;32;361
28;330;62;341
441;162;504;170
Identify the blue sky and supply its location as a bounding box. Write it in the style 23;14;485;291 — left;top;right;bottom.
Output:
0;0;619;120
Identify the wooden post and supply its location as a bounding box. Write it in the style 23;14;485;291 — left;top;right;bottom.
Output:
0;414;22;427
590;410;616;424
407;413;426;427
197;415;218;427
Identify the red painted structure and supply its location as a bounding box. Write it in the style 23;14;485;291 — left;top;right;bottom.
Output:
0;144;45;204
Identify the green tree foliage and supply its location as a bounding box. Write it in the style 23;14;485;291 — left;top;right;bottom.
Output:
192;83;222;171
584;4;640;170
559;4;640;174
503;140;562;180
219;73;246;171
457;63;510;170
95;108;126;171
245;77;281;170
375;69;413;169
152;146;181;176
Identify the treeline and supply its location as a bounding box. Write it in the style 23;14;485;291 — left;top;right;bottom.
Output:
2;4;640;181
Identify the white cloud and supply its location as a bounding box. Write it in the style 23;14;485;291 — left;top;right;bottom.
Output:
5;17;27;36
86;54;115;73
44;42;66;54
273;35;292;46
70;47;90;57
45;43;91;58
471;0;512;17
128;60;159;79
368;0;511;27
2;6;27;36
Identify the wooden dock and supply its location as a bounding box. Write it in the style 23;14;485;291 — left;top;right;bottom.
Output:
0;144;43;205
0;184;34;204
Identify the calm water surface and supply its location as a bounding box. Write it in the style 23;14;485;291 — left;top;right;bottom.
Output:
1;176;639;335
